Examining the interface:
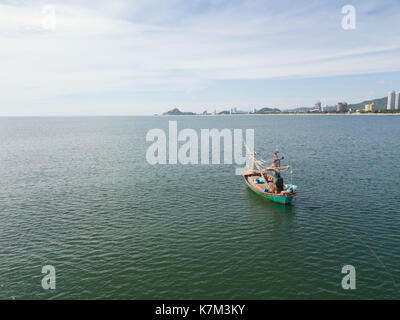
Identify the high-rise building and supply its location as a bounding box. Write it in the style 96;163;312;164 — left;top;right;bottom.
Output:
387;90;396;110
315;101;321;111
365;102;375;112
395;92;400;111
337;102;348;112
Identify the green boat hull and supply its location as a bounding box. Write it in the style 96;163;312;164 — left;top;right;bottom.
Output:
245;179;295;205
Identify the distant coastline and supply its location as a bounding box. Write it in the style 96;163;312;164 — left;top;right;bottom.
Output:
161;95;400;116
161;112;400;116
162;95;400;116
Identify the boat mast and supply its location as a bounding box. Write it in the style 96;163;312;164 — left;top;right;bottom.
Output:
273;152;282;174
243;141;256;171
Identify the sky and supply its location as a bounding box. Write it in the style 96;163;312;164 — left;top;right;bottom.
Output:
1;0;400;115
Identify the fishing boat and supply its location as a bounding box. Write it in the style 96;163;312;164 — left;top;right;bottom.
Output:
243;147;297;205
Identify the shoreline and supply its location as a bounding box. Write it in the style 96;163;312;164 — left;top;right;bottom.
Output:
162;112;400;116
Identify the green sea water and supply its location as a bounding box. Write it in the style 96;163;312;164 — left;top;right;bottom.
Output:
0;115;399;299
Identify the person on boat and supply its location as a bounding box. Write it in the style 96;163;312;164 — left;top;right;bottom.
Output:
273;172;284;193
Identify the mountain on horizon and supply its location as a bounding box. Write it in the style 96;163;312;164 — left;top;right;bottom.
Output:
284;96;388;112
255;107;281;113
283;106;314;112
163;108;196;115
348;96;387;111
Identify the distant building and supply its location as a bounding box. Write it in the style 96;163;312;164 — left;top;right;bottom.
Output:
387;90;396;110
395;92;400;111
365;102;375;112
212;110;217;115
229;107;238;114
337;102;348;112
315;101;321;111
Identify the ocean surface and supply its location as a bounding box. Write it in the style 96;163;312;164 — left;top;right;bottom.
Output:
0;115;399;299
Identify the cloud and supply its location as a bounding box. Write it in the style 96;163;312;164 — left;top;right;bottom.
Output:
376;80;393;86
1;0;400;114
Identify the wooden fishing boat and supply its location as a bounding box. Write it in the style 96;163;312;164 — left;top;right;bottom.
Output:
243;147;296;205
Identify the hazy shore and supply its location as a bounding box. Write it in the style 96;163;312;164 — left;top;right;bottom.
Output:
162;112;400;116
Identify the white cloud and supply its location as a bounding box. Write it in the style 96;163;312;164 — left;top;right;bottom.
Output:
376;80;392;86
